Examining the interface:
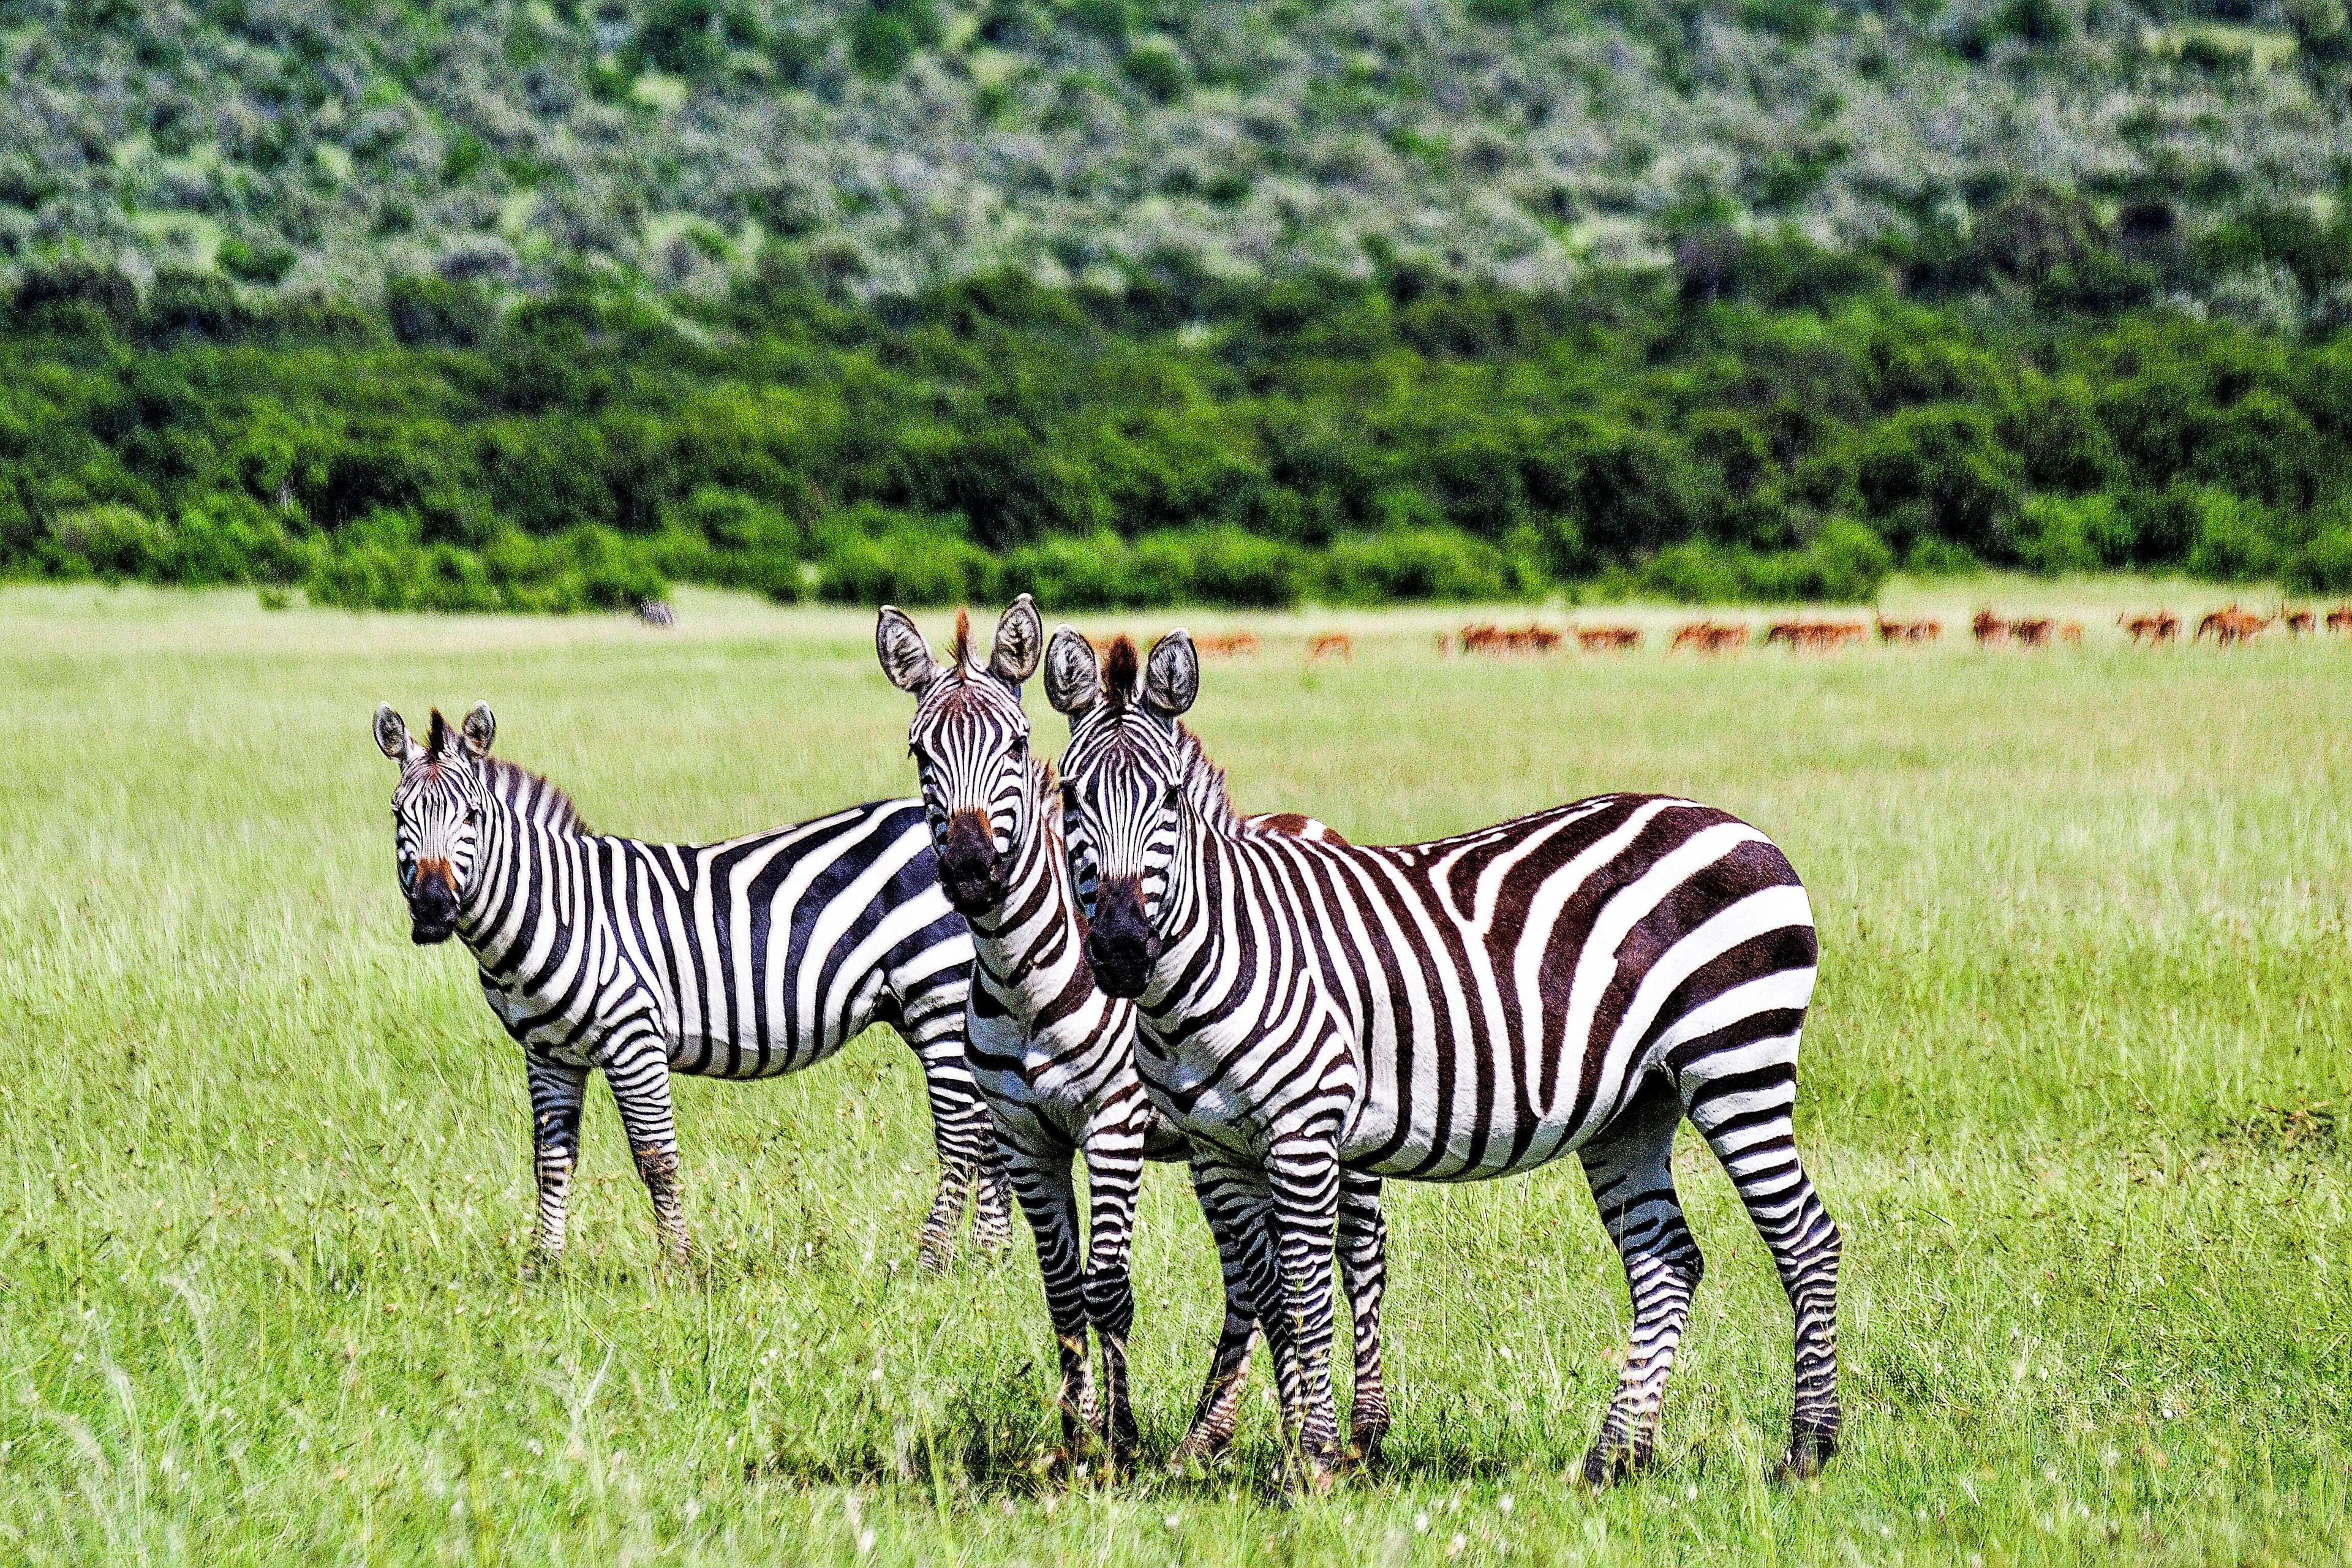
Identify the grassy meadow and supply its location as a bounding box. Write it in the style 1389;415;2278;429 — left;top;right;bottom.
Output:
1;579;2348;1566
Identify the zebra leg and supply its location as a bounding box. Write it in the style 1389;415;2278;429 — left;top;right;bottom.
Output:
1169;1160;1273;1468
1576;1074;1703;1485
524;1055;589;1259
1002;1132;1098;1463
1079;1114;1149;1469
1677;1042;1844;1479
904;1009;1010;1271
598;1031;690;1266
1336;1169;1392;1464
1264;1134;1346;1487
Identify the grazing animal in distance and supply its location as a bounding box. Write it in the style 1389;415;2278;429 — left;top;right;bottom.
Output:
371;703;1009;1269
1576;625;1642;652
2010;617;2054;648
1047;628;1844;1489
1197;631;1260;657
1308;632;1354;662
1971;609;2008;646
2057;621;2084;644
2119;612;2179;646
1766;620;1864;651
2328;605;2352;635
635;598;677;627
1874;615;1940;644
2196;605;2271;645
2282;607;2315;637
1672;620;1747;653
876;599;1387;1471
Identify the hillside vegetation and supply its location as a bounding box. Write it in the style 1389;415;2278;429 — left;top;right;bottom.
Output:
5;0;2351;325
5;1;2352;608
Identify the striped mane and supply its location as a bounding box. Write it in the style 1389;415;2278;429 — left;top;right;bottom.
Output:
479;754;590;835
1170;722;1241;835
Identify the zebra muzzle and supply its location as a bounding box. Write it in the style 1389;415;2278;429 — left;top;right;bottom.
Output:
1084;876;1161;997
937;810;1006;914
408;859;459;943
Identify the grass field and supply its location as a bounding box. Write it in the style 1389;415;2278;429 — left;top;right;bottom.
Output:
1;580;2348;1566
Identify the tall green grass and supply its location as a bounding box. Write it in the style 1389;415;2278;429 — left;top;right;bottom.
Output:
0;581;2345;1565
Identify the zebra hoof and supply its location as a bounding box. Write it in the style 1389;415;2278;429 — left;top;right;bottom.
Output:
1774;1422;1839;1482
1578;1443;1651;1488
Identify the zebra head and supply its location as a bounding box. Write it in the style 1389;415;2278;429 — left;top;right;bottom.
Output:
877;595;1045;917
1044;625;1199;1000
373;701;497;945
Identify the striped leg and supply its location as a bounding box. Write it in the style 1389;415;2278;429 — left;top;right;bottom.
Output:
1264;1133;1346;1486
1079;1110;1150;1467
1577;1074;1703;1484
1677;1040;1844;1478
905;1009;1012;1271
598;1030;690;1265
1003;1134;1099;1461
1337;1170;1392;1463
1170;1161;1276;1468
524;1055;589;1258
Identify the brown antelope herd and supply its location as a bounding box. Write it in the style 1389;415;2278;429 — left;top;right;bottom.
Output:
1102;601;2352;665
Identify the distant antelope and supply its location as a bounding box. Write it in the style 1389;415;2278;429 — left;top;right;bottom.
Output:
1971;609;2008;646
1575;625;1641;652
2057;621;2083;644
2119;611;2179;646
2328;605;2352;636
1874;615;1940;644
2196;605;2271;645
2010;617;2054;648
1198;631;1261;657
2282;607;2315;638
1308;632;1355;662
1671;620;1747;653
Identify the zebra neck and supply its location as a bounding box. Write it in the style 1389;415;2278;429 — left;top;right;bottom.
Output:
966;813;1084;1026
453;802;527;970
1146;808;1231;1014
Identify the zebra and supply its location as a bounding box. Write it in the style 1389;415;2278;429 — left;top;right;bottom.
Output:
371;701;1010;1269
874;597;1393;1470
1044;628;1844;1488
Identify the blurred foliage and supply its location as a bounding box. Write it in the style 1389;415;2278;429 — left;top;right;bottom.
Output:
4;257;2352;609
0;1;2348;327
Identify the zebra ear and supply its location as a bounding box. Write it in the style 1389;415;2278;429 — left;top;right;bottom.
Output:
1044;626;1100;715
876;606;941;695
990;594;1044;687
1141;630;1199;718
461;701;496;757
374;704;420;763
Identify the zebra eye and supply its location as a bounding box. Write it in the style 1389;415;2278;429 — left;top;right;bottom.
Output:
1163;780;1183;805
1009;734;1028;759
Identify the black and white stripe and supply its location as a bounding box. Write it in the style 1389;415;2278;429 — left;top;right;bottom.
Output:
373;701;1009;1268
1045;630;1843;1487
876;600;1390;1468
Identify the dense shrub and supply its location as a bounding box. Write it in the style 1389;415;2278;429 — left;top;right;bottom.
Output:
0;268;2347;612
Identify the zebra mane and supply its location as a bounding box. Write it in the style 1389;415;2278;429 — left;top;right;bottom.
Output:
1103;636;1139;710
1170;722;1241;835
477;754;591;835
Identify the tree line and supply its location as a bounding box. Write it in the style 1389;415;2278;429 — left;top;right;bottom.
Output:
6;244;2352;612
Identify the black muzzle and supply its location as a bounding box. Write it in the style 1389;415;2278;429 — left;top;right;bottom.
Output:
1085;876;1162;998
408;865;458;945
937;810;1007;916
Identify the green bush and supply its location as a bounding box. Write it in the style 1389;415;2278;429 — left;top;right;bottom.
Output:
1322;528;1515;603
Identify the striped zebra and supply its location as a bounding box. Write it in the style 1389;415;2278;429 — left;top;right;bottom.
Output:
875;598;1392;1469
371;702;1009;1268
1044;630;1843;1488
